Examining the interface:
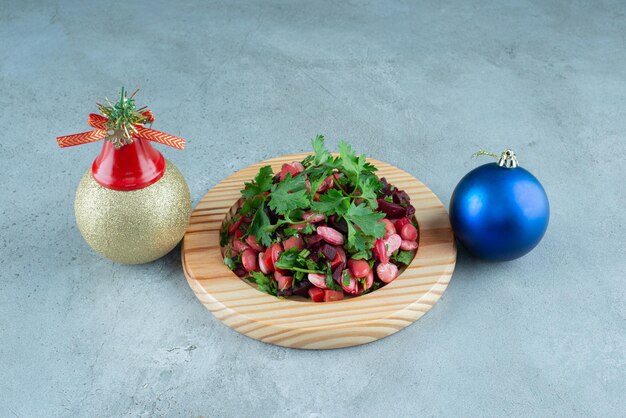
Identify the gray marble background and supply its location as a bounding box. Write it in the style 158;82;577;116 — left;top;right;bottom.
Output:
1;0;624;416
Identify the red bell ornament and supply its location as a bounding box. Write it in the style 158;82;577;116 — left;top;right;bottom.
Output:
57;89;191;264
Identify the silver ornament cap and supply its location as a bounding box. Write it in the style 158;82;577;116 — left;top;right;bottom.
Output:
497;150;518;168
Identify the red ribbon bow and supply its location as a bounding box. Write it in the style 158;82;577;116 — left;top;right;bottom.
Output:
56;111;186;150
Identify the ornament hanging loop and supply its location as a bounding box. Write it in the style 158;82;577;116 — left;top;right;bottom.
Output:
497;150;518;168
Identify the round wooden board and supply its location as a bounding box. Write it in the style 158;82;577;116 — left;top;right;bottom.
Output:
182;154;456;349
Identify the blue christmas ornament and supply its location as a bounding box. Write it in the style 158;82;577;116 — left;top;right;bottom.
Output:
449;150;549;261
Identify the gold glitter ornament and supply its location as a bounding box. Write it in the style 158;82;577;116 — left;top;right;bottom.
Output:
74;160;191;264
56;89;190;264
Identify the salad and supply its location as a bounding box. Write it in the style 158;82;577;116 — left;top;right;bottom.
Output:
220;136;419;302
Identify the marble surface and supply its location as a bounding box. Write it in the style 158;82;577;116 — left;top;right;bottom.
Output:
1;0;624;416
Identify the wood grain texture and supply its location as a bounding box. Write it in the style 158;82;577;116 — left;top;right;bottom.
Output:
182;154;456;349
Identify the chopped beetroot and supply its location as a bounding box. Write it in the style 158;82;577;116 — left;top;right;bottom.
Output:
380;177;394;196
320;244;337;261
323;289;344;302
332;265;345;284
376;199;406;219
306;233;324;247
292;279;312;296
405;204;415;218
309;287;325;302
393;190;411;206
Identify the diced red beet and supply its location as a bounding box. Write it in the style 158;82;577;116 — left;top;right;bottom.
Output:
317;226;344;245
234;267;247;277
330;246;346;270
241;249;259;272
234;228;244;239
277;288;293;297
309;287;325;302
374;239;389;263
400;223;418;241
376;199;406;219
348;259;370;278
379;177;393;196
292;280;312;297
332;265;344;284
323;289;344;302
284;235;305;251
306;233;324;247
307;273;327;289
320;244;337;261
276;275;293;291
246;235;264;252
405;204;416;218
392;190;411;206
376;262;399;283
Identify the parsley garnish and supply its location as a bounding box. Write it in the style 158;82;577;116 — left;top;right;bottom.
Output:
392;250;416;266
268;173;309;215
249;271;277;296
242;166;274;198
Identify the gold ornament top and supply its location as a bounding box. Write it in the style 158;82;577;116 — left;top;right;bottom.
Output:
97;87;150;149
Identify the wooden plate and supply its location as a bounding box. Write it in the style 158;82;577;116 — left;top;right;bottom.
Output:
182;154;456;349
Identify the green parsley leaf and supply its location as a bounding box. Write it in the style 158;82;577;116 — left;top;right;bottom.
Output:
249;203;272;246
342;270;351;286
224;256;236;270
393;250;416;265
282;227;299;238
268;174;310;215
220;222;230;247
312;135;332;165
350;250;372;260
310;189;349;216
345;203;386;238
325;265;342;291
301;223;316;235
338;140;369;185
242;166;273;198
345;221;371;252
357;176;382;208
249;271;277;296
239;195;263;216
275;247;323;274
